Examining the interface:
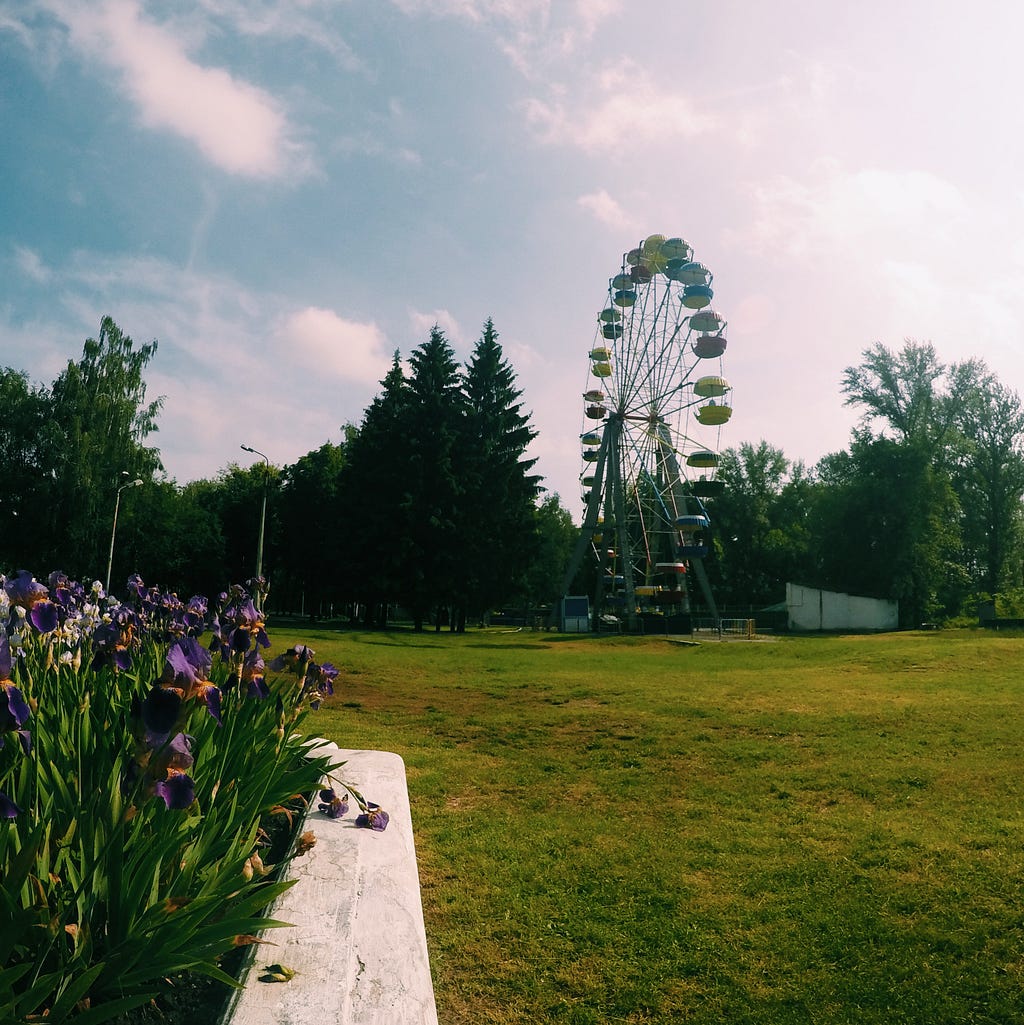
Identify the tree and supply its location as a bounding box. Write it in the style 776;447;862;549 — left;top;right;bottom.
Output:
711;441;814;607
403;327;468;630
116;479;225;598
523;494;579;610
337;355;413;626
47;317;163;580
277;440;349;617
0;369;55;572
810;434;963;627
841;340;965;457
460;318;541;623
949;370;1024;593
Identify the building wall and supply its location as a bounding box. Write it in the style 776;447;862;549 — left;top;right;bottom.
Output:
786;583;899;632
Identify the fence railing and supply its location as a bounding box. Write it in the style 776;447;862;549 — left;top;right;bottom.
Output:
692;617;756;638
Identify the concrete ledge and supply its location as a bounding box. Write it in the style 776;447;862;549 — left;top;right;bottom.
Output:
222;745;439;1025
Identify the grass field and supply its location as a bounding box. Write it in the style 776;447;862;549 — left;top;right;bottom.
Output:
286;625;1024;1024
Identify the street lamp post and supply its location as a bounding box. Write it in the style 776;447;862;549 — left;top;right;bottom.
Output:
106;473;143;594
240;445;269;580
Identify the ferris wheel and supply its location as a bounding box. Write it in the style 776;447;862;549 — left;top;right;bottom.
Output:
562;233;732;631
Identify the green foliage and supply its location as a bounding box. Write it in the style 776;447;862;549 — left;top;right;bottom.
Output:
47;318;164;579
523;495;579;606
403;327;468;628
338;354;412;627
0;580;334;1022
275;441;349;617
339;322;541;630
460;319;541;618
710;441;813;606
822;340;1024;625
0;369;54;571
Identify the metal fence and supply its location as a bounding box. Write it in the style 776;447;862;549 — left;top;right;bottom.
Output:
692;617;757;638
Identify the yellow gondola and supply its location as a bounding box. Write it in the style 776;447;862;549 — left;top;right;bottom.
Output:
694;375;730;397
695;403;733;426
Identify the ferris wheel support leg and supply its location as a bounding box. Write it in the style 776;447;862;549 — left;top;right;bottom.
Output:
690;556;719;628
548;431;613;629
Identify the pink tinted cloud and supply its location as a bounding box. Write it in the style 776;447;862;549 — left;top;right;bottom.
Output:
280;307;391;384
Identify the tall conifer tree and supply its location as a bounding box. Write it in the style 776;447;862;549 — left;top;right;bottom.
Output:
403;327;466;630
338;353;411;626
461;318;540;622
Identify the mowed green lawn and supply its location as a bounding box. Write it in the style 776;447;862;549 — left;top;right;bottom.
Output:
289;625;1024;1024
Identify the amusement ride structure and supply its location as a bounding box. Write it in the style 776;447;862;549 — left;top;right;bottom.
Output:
558;233;733;631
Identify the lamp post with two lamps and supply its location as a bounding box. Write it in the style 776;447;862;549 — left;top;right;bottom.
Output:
240;445;269;580
106;472;143;594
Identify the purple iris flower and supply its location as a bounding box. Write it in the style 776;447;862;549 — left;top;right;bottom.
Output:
315;662;338;696
28;599;59;634
136;686;183;746
150;732;195;774
153;771;196;810
270;644;315;673
163;637;213;687
0;790;21;819
90;617;136;672
318;788;349;819
4;570;48;612
355;803;389;831
225;597;270;653
0;637;31;754
161;638;222;724
242;649;269;698
182;595;208;635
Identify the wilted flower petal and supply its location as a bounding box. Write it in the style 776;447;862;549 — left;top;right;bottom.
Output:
355;803;389;831
294;831;317;856
317;787;349;819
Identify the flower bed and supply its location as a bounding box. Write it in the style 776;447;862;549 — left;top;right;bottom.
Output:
0;571;382;1023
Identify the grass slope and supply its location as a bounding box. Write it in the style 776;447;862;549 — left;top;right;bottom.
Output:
295;627;1024;1024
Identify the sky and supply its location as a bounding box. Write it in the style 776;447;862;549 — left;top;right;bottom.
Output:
3;0;1024;518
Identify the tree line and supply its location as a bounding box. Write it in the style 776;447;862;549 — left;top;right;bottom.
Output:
3;319;1023;630
706;341;1024;627
0;316;576;628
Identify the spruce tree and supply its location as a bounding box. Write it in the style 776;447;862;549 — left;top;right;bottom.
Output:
338;353;411;626
461;318;541;623
403;327;467;630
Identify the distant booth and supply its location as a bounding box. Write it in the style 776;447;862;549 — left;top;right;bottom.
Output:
559;595;591;633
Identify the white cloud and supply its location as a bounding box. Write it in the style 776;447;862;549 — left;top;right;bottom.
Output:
278;307;391;385
388;0;548;25
192;0;362;69
577;189;637;233
408;308;465;349
742;161;970;260
41;0;313;179
523;58;716;152
0;250;396;482
14;246;52;283
388;0;623;76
